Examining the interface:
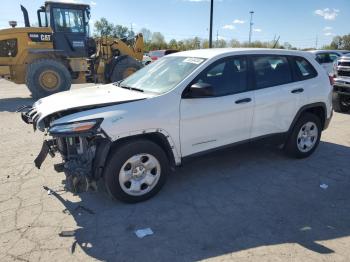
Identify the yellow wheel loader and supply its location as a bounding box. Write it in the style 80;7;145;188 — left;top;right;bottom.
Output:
0;1;144;98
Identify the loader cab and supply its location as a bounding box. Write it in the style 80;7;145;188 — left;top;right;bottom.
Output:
37;1;91;57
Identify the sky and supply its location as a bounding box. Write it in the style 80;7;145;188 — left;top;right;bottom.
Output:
0;0;349;48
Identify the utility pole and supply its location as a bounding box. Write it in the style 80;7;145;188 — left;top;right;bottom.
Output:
129;23;134;38
209;0;214;48
216;30;219;47
249;11;254;45
315;35;318;49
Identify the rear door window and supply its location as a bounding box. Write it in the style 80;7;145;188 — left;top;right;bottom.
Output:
252;55;292;89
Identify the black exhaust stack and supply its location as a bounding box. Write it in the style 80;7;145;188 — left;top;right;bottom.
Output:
20;5;30;27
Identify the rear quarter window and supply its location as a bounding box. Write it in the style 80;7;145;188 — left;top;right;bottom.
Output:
252;55;293;89
293;56;318;80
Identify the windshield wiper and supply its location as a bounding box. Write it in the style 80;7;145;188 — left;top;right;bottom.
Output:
113;80;123;87
120;84;144;93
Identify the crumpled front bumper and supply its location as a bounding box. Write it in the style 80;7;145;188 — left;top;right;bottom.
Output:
18;106;39;130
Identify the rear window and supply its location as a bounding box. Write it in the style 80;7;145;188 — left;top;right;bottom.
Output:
315;53;338;64
252;55;292;89
294;56;317;80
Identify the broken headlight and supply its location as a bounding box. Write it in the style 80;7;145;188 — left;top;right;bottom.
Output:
48;119;103;136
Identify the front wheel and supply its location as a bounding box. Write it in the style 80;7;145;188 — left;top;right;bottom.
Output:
285;113;322;158
104;139;169;203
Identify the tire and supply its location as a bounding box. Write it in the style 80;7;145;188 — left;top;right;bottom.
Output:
285;113;322;158
26;59;71;99
333;92;350;113
110;56;142;83
103;139;169;203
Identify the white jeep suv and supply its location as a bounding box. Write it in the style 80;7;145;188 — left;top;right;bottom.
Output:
21;48;333;203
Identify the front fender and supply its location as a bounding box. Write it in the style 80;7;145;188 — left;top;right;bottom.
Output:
111;128;181;165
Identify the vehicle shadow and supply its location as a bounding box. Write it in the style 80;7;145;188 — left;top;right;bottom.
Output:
0;97;34;112
48;140;350;261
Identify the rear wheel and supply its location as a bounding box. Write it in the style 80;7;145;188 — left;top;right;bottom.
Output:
104;139;169;203
110;56;142;83
26;59;71;99
285;113;322;158
333;93;350;113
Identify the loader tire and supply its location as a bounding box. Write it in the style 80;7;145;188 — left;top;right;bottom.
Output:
110;56;142;83
26;59;71;99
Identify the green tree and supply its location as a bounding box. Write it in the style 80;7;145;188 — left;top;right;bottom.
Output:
151;32;166;49
140;28;152;42
94;18;132;39
331;35;350;50
216;39;227;48
282;42;293;50
229;39;240;48
201;39;209;49
168;39;178;49
113;25;129;39
193;37;201;49
94;17;114;36
177;41;185;51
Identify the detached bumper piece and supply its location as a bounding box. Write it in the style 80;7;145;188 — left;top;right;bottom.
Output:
34;139;56;169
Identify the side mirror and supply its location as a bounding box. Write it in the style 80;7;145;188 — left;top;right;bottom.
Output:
186;82;214;98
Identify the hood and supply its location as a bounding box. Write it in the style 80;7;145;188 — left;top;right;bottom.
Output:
30;84;153;130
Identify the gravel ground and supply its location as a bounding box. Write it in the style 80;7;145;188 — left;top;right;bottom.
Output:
0;79;350;262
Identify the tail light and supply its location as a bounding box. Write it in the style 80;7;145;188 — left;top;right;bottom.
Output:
151;56;158;61
329;75;334;86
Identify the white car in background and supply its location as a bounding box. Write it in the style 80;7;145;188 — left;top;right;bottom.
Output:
21;48;333;203
308;50;345;75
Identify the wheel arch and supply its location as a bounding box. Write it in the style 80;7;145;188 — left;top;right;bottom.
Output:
289;102;327;133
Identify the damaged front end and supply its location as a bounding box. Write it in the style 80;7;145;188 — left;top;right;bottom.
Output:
21;108;111;193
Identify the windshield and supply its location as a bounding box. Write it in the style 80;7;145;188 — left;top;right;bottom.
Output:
119;56;206;94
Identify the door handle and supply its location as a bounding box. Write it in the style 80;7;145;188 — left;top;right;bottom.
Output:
291;88;304;94
235;98;252;104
